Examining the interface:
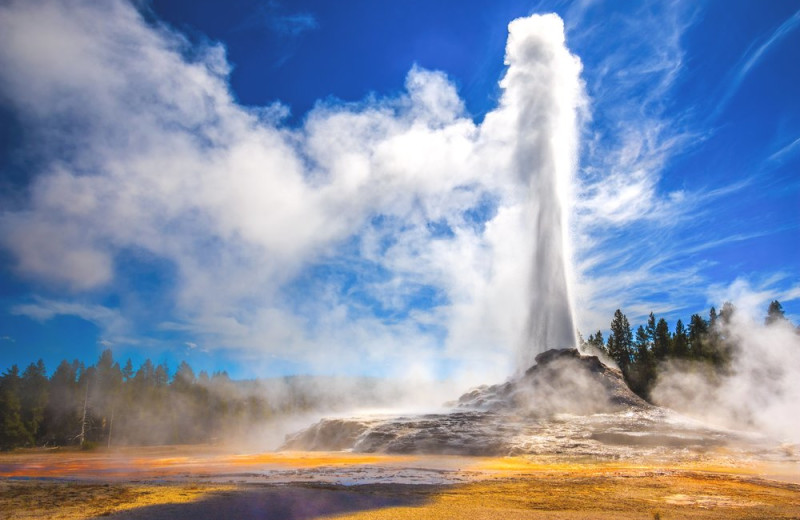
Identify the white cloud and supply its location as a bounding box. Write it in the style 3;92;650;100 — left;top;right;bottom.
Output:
0;2;584;380
11;298;127;334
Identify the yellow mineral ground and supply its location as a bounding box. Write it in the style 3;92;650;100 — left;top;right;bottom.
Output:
1;447;798;519
0;446;417;479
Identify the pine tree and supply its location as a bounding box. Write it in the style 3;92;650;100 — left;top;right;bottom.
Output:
136;359;155;386
633;326;649;362
672;319;689;358
626;324;655;398
765;300;787;325
712;302;736;368
154;364;169;387
719;301;735;324
122;359;134;382
42;360;80;445
688;313;708;359
608;309;633;371
173;361;195;390
586;330;606;353
0;366;32;448
20;360;48;444
93;350;123;447
77;365;97;446
645;313;656;348
653;318;671;360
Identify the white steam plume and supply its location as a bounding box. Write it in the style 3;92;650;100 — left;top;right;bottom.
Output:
0;1;583;380
493;15;583;369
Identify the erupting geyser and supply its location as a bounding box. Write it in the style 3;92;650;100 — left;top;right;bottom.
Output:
499;15;582;370
281;18;777;459
283;16;604;455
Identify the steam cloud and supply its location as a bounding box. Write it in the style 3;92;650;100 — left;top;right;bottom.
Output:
0;1;583;379
652;300;800;444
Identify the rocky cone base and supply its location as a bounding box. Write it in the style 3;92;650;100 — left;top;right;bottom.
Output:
282;349;737;456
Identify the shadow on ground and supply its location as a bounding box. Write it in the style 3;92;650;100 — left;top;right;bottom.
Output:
92;484;434;520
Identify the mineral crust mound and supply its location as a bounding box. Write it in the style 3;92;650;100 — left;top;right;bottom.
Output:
282;348;732;456
455;348;649;414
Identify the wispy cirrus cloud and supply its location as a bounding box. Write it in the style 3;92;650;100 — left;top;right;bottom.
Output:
712;9;800;120
568;1;700;230
268;12;318;36
767;135;800;165
561;1;795;333
231;2;319;69
11;297;127;334
238;2;319;37
563;1;709;330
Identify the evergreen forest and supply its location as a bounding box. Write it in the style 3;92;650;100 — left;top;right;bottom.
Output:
583;300;795;400
0;300;794;450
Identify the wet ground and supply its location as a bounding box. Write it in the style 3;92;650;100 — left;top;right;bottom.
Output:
3;351;798;517
1;447;799;519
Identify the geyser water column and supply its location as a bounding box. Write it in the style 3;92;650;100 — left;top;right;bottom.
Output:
500;14;583;370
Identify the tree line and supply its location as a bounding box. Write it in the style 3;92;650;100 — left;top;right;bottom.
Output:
0;348;407;451
0;300;794;450
582;300;793;399
0;351;296;450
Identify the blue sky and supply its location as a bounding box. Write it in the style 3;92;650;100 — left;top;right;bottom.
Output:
0;0;798;380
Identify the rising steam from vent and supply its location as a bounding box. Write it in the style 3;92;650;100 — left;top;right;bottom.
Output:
651;303;800;444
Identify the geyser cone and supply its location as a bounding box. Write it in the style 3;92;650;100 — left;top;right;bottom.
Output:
283;349;741;457
498;15;583;369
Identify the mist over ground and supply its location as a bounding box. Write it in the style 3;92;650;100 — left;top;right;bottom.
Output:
652;307;800;444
